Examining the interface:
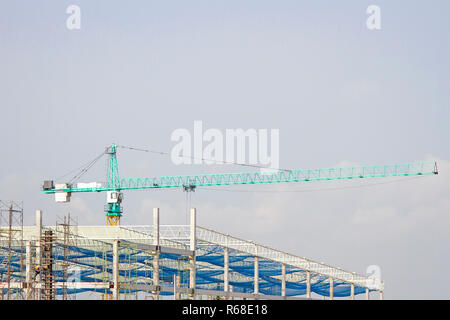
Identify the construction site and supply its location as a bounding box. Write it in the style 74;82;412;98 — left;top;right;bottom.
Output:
0;144;439;300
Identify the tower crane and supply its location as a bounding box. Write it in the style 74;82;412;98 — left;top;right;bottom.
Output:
41;143;438;226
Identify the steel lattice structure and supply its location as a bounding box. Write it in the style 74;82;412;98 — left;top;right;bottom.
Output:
0;210;384;300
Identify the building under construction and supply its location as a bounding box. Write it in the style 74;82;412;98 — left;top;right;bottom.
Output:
0;206;383;300
2;144;432;300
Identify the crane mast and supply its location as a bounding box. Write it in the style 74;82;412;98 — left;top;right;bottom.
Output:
105;144;122;226
42;144;438;226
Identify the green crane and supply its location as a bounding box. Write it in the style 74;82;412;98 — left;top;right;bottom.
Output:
42;143;438;226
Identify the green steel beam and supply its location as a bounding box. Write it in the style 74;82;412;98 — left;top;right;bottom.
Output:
42;161;438;194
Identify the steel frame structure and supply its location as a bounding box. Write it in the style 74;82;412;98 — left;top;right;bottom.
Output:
0;209;383;300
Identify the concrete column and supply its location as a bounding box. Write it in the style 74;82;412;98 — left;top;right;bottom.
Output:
254;256;259;295
366;288;370;300
281;264;286;297
25;241;33;300
175;275;181;300
379;291;383;300
224;246;229;293
35;210;42;300
153;208;160;300
350;283;355;300
329;277;334;300
189;208;196;297
112;240;120;300
153;208;160;245
306;270;311;299
173;275;176;300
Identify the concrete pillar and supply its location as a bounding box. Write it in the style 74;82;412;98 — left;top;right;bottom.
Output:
379;291;383;300
189;208;196;298
35;210;42;300
306;270;311;299
350;283;355;300
254;256;259;295
112;240;120;300
173;275;176;300
224;246;229;293
366;288;370;300
281;264;286;297
329;277;334;300
25;241;33;300
153;208;160;300
175;275;181;300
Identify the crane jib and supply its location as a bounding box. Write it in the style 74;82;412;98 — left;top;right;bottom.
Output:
42;161;438;194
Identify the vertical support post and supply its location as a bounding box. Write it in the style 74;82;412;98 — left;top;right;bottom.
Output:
329;277;334;300
306;270;311;299
112;240;119;300
35;210;42;300
230;285;234;300
281;264;286;297
153;208;160;300
175;275;181;300
224;245;229;293
350;283;355;300
189;208;196;298
254;244;259;296
173;275;176;300
35;210;42;238
25;241;33;300
366;288;370;300
379;291;383;300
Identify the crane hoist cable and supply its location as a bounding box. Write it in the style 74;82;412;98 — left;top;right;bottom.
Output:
62;151;106;185
117;144;291;172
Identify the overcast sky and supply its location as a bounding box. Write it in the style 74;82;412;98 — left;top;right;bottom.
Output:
0;1;449;299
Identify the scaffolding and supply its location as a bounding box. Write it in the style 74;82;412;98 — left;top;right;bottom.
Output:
41;230;54;300
56;213;78;300
0;200;24;300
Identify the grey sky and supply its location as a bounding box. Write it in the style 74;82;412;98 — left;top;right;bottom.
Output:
0;1;449;299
